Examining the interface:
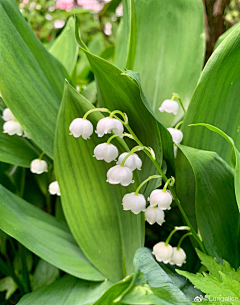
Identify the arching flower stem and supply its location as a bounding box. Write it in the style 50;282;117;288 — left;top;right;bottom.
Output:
135;175;162;195
177;232;192;250
171;92;186;114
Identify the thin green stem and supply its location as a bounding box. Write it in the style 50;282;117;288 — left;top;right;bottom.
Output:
163;177;174;192
83;108;110;120
177;232;192;250
109;110;128;124
135;175;161;195
120;146;143;167
175;121;183;130
38;152;45;160
123;122;206;253
172;93;186;114
107;134;119;144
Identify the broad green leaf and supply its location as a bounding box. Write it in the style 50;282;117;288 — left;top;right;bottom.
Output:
31;260;59;292
188;123;240;212
54;82;144;283
0;117;39;168
177;270;240;304
196;249;240;283
49;17;79;77
18;275;111;305
0;184;105;281
130;248;190;304
177;145;239;268
0;0;65;158
115;0;205;126
214;22;240;50
75;19;175;195
181;22;240;165
93;275;133;305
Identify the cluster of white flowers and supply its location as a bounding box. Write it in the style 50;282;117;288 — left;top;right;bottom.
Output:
153;242;186;267
2;108;30;138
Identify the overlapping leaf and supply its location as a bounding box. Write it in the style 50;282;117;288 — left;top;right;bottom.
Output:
0;0;65;158
115;0;205;126
54;82;144;282
177;145;239;268
0;184;105;281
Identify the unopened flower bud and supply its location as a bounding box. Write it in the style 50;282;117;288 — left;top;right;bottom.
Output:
69;118;93;139
169;247;186;267
117;152;142;171
94;143;118;163
167;128;183;144
149;189;172;210
96;117;124;138
152;242;173;264
107;165;133;186
3;121;23;136
30;159;48;174
145;206;165;225
122;192;146;214
159;100;179;115
2;108;15;121
49;181;60;196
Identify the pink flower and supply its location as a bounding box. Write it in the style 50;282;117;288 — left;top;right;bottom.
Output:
55;0;75;11
77;0;103;12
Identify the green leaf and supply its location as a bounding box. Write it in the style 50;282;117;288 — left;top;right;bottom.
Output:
0;184;105;281
177;145;239;268
0;0;65;158
0;117;39;167
177;270;240;304
93;275;133;305
18;275;111;305
196;249;240;283
54;82;144;283
130;247;190;304
181;22;240;165
0;276;17;300
31;260;59;292
115;0;205;127
214;22;240;50
49;17;79;77
75;20;175;195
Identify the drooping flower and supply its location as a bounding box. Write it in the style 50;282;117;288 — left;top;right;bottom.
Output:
94;143;118;163
152;242;173;264
49;181;61;196
159;100;179;115
107;165;133;186
169;247;186;267
69;118;93;139
30;159;48;174
117;152;142;171
122;192;146;214
167;128;183;144
149;189;172;210
96;117;124;138
2;108;15;121
145;206;165;225
3;121;23;136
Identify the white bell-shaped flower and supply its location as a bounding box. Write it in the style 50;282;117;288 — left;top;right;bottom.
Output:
169;247;186;267
30;159;48;174
145;206;165;225
117;152;142;171
152;242;173;264
159;100;179;115
149;189;172;210
2;108;15;121
122;192;146;214
107;165;133;186
167;128;183;144
3;121;23;136
69;118;93;139
49;181;61;196
94;143;118;163
96;117;124;138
